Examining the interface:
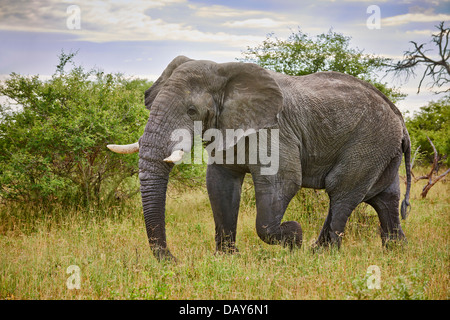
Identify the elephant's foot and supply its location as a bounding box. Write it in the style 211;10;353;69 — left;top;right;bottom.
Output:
215;241;239;255
257;220;303;250
152;247;177;262
312;228;344;252
381;228;407;250
280;221;303;250
215;235;239;254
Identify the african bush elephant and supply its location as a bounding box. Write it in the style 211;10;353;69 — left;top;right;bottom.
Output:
108;56;411;261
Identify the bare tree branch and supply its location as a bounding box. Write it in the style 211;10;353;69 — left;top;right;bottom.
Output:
416;136;450;198
421;168;450;198
389;21;450;93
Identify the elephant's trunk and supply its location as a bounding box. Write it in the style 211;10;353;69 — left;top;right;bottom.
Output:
138;147;177;259
139;169;174;260
138;125;178;261
107;112;186;261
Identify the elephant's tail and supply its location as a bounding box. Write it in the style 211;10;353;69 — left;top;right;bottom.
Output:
400;129;412;220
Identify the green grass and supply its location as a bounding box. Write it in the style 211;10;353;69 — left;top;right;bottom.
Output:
0;172;448;299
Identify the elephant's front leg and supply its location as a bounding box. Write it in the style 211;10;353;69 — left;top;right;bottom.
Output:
206;164;245;254
252;175;302;249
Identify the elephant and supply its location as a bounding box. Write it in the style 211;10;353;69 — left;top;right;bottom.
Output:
107;56;412;261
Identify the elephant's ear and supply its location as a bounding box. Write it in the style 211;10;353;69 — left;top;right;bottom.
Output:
215;62;283;150
145;55;193;110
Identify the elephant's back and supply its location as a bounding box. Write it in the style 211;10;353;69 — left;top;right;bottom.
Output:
275;71;404;133
284;71;404;121
275;70;405;180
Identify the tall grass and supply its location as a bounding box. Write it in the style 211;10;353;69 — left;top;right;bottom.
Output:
0;170;448;299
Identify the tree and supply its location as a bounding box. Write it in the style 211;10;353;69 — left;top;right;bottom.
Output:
0;52;150;207
389;21;449;93
240;28;405;103
406;95;449;167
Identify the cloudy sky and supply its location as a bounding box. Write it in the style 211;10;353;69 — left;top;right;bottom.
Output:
1;0;449;113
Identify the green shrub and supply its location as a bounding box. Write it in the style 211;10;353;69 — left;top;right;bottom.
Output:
0;52;150;207
406;95;449;166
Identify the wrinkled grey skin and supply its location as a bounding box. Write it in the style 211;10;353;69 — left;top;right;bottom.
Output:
138;56;411;261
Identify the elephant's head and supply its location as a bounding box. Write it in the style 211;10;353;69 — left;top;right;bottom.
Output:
108;56;283;260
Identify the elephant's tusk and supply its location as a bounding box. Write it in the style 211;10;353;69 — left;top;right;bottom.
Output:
107;142;139;154
163;150;185;163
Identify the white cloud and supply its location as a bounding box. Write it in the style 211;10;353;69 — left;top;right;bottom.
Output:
223;18;295;29
405;29;434;35
0;0;265;47
381;13;450;26
190;4;266;18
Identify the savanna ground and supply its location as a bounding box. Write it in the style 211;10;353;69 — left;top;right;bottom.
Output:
0;167;448;300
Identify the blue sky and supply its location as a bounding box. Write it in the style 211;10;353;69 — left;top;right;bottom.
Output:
1;0;449;113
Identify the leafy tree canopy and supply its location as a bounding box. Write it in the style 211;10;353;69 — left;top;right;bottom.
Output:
240;28;405;103
406;95;449;166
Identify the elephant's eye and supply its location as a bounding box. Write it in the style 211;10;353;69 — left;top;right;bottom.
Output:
187;106;198;117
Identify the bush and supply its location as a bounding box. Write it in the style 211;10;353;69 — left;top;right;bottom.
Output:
406;95;449;166
0;52;151;207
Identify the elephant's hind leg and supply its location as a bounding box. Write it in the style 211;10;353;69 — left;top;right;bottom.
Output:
365;177;406;247
315;196;362;249
315;165;375;248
